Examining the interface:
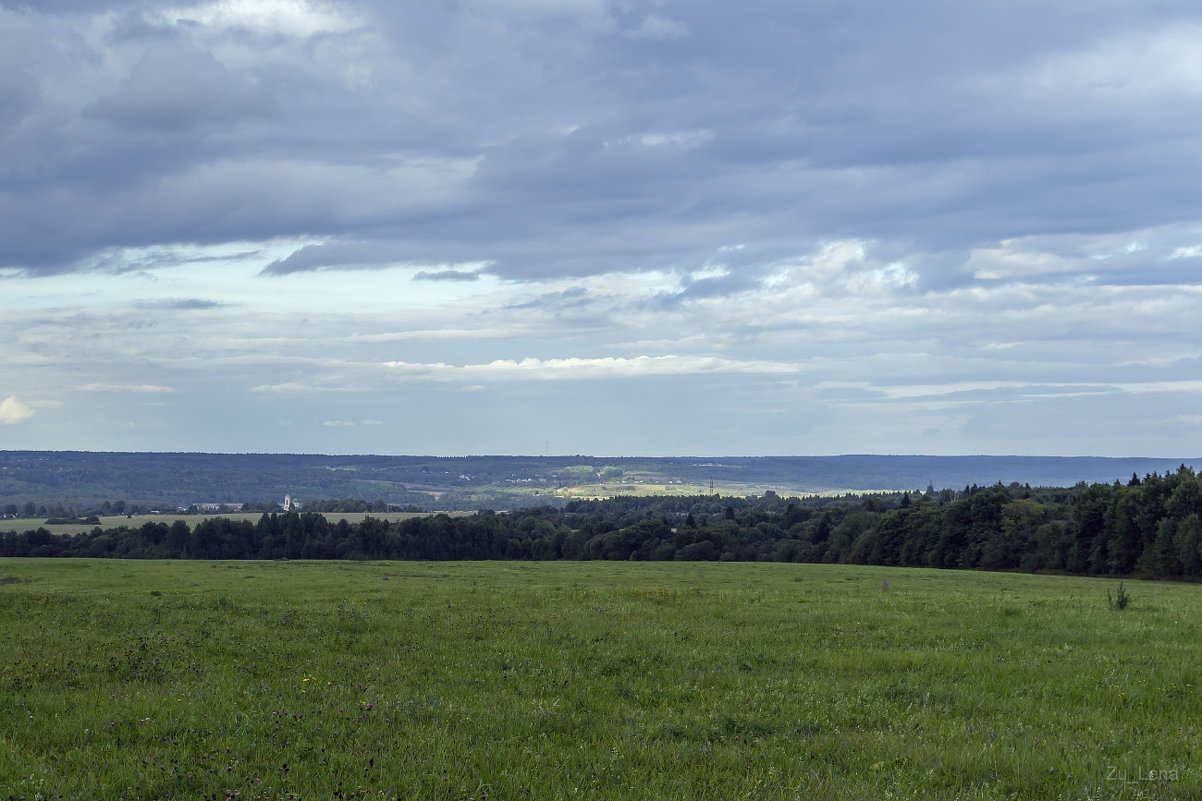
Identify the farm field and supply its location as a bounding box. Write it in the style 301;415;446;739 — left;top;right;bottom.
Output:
549;482;859;501
24;511;466;538
1;561;1199;800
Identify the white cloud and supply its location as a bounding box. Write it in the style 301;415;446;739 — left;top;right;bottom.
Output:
346;328;523;343
1170;245;1202;260
1019;24;1202;101
381;355;801;381
248;375;375;392
0;395;34;424
965;242;1081;280
153;0;362;38
607;130;712;150
322;419;355;426
79;383;176;393
247;354;805;394
872;263;917;287
1118;380;1202;396
819;378;1202;408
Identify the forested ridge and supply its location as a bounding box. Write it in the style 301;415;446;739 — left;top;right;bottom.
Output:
5;467;1202;580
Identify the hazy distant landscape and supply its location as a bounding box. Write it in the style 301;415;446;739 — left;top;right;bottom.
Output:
2;451;1198;514
7;451;1202;585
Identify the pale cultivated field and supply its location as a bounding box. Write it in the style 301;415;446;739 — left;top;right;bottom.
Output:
18;511;464;537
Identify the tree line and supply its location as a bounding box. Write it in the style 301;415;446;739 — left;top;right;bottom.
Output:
3;468;1202;580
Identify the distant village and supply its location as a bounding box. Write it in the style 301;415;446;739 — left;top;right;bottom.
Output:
172;495;300;514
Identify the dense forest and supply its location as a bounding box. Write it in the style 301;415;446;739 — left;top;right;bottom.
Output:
5;467;1202;581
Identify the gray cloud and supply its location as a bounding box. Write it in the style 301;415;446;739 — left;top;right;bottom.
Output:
413;269;481;282
0;68;39;131
3;0;1202;456
136;298;227;310
86;41;273;131
262;241;402;275
4;0;1201;290
504;286;592;310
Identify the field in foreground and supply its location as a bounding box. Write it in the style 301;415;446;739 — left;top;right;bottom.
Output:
1;561;1199;800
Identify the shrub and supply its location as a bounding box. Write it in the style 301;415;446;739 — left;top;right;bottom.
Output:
1107;581;1131;610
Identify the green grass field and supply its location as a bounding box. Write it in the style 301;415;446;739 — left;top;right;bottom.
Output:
1;560;1199;800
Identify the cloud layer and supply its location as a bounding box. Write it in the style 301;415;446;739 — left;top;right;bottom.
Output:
2;0;1201;456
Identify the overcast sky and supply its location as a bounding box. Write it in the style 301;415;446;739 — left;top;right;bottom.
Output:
3;0;1202;457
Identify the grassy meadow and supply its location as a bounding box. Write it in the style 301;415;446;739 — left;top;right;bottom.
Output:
1;560;1199;800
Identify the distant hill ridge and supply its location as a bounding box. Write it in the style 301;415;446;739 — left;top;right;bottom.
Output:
1;451;1198;512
